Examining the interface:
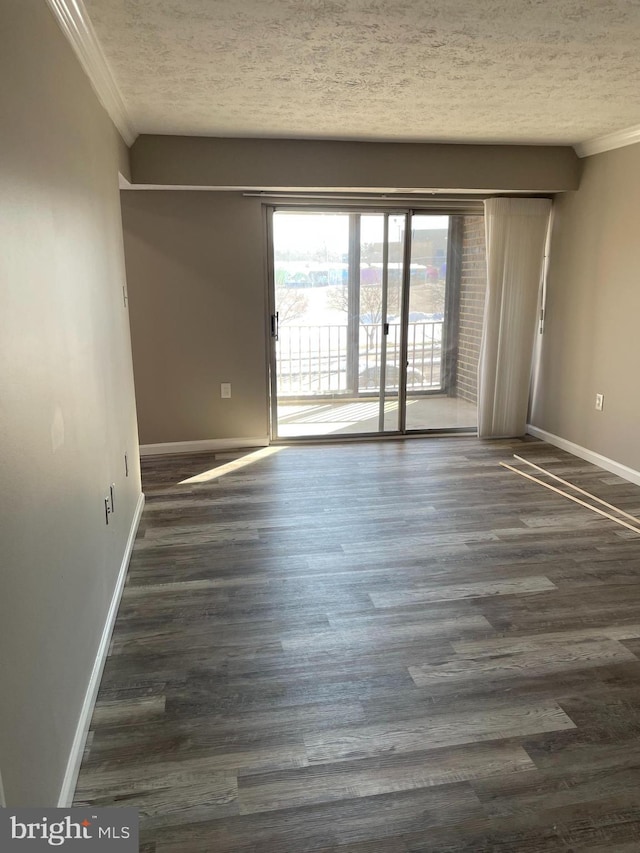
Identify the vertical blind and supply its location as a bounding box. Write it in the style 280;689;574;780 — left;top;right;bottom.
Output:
478;197;552;438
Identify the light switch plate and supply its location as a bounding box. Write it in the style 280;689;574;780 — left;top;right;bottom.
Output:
221;383;231;399
595;393;604;411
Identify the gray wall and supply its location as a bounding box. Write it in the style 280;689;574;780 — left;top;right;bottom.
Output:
0;1;141;805
130;135;581;193
530;142;640;472
121;191;269;444
121;140;582;449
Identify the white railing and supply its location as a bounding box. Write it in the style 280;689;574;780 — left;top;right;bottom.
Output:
276;322;443;396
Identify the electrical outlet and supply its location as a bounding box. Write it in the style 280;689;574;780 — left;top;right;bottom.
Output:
104;497;112;525
595;393;604;412
221;383;232;399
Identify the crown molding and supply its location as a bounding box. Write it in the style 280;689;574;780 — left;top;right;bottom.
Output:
45;0;136;146
574;123;640;158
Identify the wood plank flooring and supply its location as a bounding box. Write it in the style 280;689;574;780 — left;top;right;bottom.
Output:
74;437;640;851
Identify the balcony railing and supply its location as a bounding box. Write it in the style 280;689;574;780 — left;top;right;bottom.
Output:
276;322;443;397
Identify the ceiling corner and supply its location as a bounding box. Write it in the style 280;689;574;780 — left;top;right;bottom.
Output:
45;0;136;146
574;123;640;158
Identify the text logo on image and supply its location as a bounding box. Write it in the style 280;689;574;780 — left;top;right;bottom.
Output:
0;809;138;851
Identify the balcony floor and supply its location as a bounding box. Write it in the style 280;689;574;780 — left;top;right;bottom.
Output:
276;395;477;437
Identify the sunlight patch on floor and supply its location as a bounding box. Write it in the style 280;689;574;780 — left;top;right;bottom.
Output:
179;445;286;484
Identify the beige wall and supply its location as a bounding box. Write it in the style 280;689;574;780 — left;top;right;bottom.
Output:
121;190;580;449
0;1;141;804
121;191;269;444
130;135;581;193
530;143;640;471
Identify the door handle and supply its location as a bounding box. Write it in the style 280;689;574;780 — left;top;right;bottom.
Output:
271;312;279;340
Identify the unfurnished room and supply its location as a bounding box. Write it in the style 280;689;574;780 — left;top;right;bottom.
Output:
3;1;640;851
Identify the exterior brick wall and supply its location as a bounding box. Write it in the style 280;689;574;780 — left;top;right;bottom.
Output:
455;216;487;403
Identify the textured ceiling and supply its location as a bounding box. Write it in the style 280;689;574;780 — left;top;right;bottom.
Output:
84;0;640;144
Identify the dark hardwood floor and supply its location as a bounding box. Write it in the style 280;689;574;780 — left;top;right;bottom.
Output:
75;437;640;852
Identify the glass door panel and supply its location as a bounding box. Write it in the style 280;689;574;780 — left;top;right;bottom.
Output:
405;214;480;431
357;214;389;433
382;214;406;431
272;211;397;438
272;212;350;437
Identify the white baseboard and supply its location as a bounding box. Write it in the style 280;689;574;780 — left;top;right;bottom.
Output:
57;491;145;807
139;437;269;457
526;425;640;487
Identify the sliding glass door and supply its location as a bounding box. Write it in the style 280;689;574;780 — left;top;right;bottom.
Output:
269;208;484;440
270;210;405;438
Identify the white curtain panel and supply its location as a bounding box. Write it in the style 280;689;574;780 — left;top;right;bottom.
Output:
478;197;552;438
